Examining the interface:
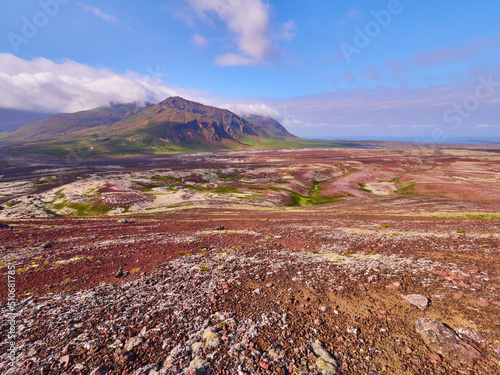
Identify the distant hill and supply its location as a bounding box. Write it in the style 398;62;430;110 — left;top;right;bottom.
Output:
243;114;295;139
0;97;342;161
0;108;52;133
0;103;145;142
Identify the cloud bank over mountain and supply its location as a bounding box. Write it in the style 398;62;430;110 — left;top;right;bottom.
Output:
1;53;499;141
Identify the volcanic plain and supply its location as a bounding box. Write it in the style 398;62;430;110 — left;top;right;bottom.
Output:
0;145;499;375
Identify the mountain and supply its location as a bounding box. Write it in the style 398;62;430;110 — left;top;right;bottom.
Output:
243;114;295;139
0;97;311;159
0;108;52;133
0;103;145;142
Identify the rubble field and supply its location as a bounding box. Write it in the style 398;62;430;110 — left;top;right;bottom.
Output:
0;146;499;374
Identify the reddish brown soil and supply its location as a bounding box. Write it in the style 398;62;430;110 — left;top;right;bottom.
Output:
0;146;499;374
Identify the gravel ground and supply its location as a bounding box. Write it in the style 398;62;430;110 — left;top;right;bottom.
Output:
1;213;499;374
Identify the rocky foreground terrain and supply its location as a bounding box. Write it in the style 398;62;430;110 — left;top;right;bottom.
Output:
0;146;499;374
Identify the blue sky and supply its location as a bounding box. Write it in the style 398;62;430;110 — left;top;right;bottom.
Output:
1;0;500;141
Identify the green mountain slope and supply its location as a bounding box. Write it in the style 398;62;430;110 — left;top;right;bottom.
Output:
0;97;345;160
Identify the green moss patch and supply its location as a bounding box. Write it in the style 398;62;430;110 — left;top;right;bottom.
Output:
66;202;113;216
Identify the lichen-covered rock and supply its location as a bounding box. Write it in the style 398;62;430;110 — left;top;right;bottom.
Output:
415;318;481;366
202;327;220;349
311;340;337;374
133;364;159;375
185;357;208;374
455;327;488;344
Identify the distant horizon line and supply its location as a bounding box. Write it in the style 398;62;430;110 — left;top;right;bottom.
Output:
305;136;500;145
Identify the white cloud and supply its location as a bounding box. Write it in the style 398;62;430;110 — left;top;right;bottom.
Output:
191;33;208;46
278;20;296;41
281;118;307;128
280;118;373;130
220;102;280;118
410;124;437;128
78;2;119;24
331;123;372;128
214;53;255;67
0;54;281;119
0;54;199;113
477;124;500;127
388;124;437;128
185;0;275;65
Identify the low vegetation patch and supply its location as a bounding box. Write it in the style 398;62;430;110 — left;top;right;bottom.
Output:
394;182;415;195
67;202;113;216
464;213;500;221
357;182;372;193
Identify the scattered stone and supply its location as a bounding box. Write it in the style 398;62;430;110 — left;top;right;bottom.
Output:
133;364;159;375
0;222;10;229
202;327;220;349
124;336;144;352
259;360;272;370
311;340;337;374
432;294;446;300
402;294;429;310
90;365;111;375
347;326;358;335
185;357;208;374
118;218;129;223
191;342;204;353
3;211;499;375
453;291;464;300
428;353;442;362
477;298;489;307
59;354;77;368
62;343;75;355
455;327;488;344
367;275;377;283
139;326;149;337
415;318;481;366
268;347;280;360
84;339;99;350
115;268;124;278
40;242;51;249
386;281;402;290
215;225;225;230
73;363;85;372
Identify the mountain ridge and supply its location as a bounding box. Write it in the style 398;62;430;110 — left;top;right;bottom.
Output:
0;97;312;159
